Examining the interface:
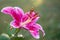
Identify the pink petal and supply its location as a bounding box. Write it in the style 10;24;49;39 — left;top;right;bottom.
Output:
31;17;40;23
23;23;45;39
1;7;13;14
22;14;28;22
35;24;45;36
10;20;20;28
30;30;40;39
14;7;24;17
1;7;24;21
23;24;40;39
29;23;45;37
14;7;24;14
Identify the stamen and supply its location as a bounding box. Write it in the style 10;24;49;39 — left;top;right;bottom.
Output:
30;8;34;14
34;12;38;16
32;12;38;19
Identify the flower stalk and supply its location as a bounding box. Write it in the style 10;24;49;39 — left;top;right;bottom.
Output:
14;28;20;37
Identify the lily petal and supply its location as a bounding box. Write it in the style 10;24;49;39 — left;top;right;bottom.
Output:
22;14;28;22
24;24;40;39
35;24;45;36
1;7;24;21
23;23;45;39
10;20;20;28
30;30;40;39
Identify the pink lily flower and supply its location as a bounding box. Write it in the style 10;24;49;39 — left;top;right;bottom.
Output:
1;7;45;39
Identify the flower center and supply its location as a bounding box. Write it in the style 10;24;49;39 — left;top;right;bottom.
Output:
20;18;31;27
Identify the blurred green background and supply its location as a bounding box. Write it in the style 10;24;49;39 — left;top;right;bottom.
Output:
0;0;60;40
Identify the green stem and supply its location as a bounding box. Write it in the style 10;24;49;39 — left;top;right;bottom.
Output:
14;28;20;37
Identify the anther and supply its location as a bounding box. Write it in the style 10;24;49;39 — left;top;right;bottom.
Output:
30;8;34;14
